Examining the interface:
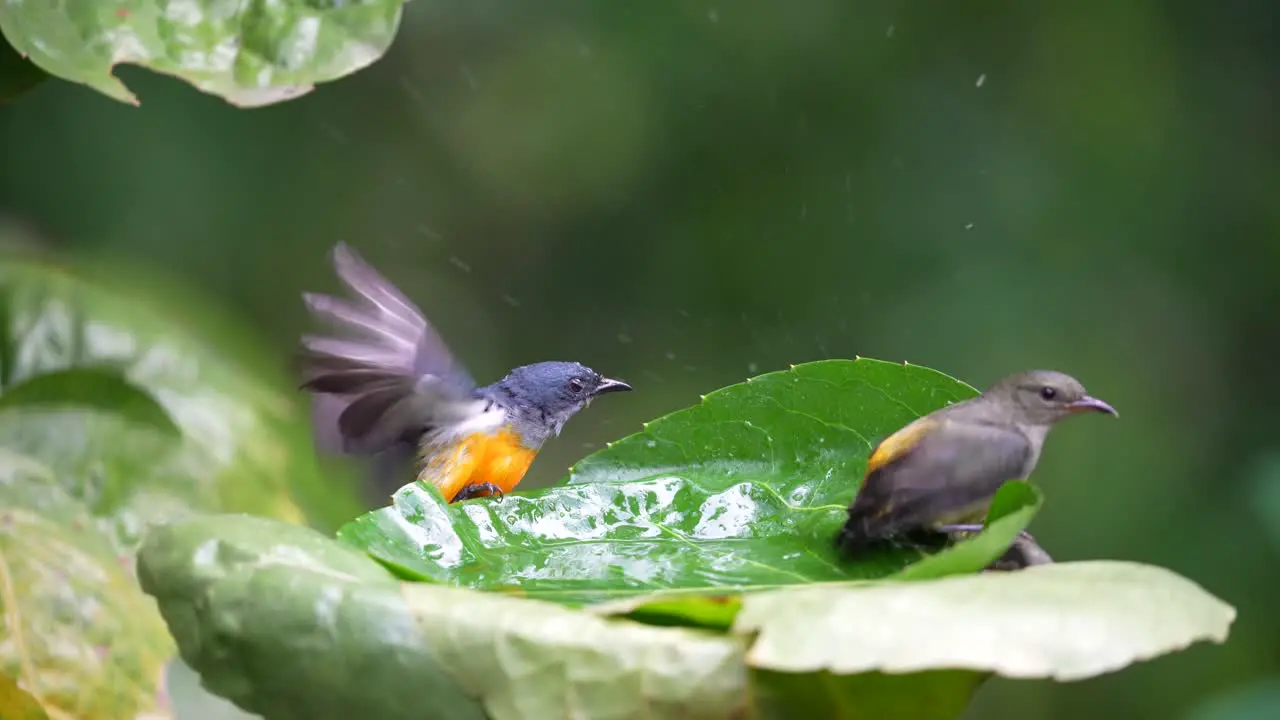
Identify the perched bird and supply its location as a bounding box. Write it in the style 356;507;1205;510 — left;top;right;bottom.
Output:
835;369;1117;560
298;242;632;503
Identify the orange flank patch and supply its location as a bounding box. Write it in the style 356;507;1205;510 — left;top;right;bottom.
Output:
864;416;938;478
421;428;538;502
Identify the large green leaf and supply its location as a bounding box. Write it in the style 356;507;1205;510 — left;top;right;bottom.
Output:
138;511;1237;720
0;255;357;548
400;583;749;720
0;0;405;107
337;360;1032;606
0;449;174;719
136;513;486;720
0;253;362;719
583;481;1043;629
734;560;1235;680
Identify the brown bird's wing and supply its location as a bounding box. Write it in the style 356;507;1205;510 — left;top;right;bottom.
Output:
838;417;1032;553
300;243;478;458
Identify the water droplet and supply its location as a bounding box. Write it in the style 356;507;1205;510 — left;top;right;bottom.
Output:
886;24;895;38
449;256;471;272
646;440;657;448
617;333;633;344
975;73;986;88
748;362;759;373
964;223;975;230
708;8;720;22
501;294;521;307
665;351;677;360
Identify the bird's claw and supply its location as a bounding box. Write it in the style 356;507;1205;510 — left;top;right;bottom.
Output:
452;482;505;502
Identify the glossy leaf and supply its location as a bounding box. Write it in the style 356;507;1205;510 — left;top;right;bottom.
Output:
584;481;1043;629
735;560;1236;681
0;0;405;107
136;513;487;720
0;256;356;549
0;449;174;719
337;359;1038;606
140;510;1236;720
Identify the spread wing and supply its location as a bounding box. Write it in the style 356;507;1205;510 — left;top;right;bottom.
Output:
840;417;1031;549
300;242;478;457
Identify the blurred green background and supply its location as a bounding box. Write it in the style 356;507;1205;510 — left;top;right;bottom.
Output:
2;0;1278;718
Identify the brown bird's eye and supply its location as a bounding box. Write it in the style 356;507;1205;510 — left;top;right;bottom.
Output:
1039;386;1057;401
569;378;585;393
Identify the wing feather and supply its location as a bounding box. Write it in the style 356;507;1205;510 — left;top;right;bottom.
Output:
300;242;477;460
838;417;1032;553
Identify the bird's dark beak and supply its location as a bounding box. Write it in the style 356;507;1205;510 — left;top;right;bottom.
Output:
594;377;632;394
1068;395;1118;417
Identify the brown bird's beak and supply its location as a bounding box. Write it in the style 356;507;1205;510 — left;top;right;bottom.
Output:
594;377;633;394
1068;395;1118;417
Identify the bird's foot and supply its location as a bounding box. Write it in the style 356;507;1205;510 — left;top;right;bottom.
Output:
934;524;1052;572
452;482;505;502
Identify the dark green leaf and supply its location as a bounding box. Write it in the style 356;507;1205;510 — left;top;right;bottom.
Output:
136;513;489;720
0;449;174;719
0;0;405;107
582;480;1042;629
338;359;1035;606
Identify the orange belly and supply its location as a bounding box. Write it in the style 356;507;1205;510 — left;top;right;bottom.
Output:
419;428;538;502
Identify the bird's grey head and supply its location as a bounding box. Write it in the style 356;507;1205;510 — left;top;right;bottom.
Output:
986;369;1118;426
491;361;631;440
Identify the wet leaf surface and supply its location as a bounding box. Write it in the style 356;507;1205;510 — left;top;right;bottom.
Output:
337;359;1041;605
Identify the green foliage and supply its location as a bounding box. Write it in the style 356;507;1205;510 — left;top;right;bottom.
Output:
137;514;487;720
134;357;1236;719
0;0;406;106
0;256;360;718
0;673;51;720
0;450;174;718
337;360;1038;605
138;512;1235;720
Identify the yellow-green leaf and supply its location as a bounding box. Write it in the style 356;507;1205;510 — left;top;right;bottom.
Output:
0;450;173;719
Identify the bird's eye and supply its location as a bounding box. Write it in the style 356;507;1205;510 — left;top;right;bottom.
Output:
568;378;585;393
1039;386;1057;401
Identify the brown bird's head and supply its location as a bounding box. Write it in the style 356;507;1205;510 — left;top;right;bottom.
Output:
983;369;1118;427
